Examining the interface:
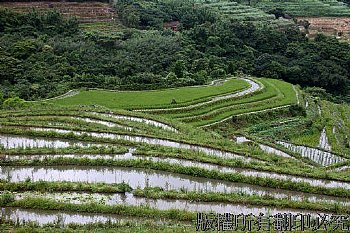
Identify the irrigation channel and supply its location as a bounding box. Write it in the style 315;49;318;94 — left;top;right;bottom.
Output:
135;78;262;112
3;150;350;190
1;166;349;205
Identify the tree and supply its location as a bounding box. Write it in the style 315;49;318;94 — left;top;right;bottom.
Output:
173;60;186;79
0;92;4;107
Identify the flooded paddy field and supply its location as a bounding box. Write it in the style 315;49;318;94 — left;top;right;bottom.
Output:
3;152;350;190
0;166;348;205
0;88;348;229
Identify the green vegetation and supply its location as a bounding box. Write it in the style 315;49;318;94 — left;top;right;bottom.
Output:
0;181;132;193
158;78;298;126
249;0;350;17
0;1;349;231
51;78;249;109
199;0;294;28
1;5;349;102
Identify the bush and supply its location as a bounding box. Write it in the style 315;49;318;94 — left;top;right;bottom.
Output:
0;191;15;205
2;97;26;109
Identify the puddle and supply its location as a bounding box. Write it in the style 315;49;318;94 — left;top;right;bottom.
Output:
93;113;177;133
235;136;292;158
277;141;345;166
4;151;348;189
25;127;260;163
11;191;334;217
0;166;348;205
319;127;331;151
0;134;93;149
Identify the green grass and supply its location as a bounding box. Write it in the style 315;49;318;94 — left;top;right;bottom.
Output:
50;78;249;110
169;78;297;127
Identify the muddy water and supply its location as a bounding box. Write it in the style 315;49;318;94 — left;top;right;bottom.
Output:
0;166;348;205
319;128;332;151
93;112;177;133
12;192;335;216
4;151;348;189
0;207;149;226
27;127;259;163
277;141;345;166
235;136;292;158
0;134;93;149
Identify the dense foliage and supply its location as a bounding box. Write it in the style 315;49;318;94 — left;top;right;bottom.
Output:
0;0;349;102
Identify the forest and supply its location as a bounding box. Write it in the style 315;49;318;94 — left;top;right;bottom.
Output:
0;0;349;103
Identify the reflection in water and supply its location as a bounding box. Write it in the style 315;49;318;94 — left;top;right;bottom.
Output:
27;127;260;163
319;128;331;151
4;151;349;189
277;141;345;166
11;192;332;217
0;134;92;149
0;166;348;205
0;207;143;226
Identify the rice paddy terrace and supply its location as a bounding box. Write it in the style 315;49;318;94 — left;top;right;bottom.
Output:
253;0;350;17
248;0;350;40
195;0;295;28
0;1;117;23
0;76;349;231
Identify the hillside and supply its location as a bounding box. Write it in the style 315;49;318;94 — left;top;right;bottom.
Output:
0;1;349;231
0;1;116;23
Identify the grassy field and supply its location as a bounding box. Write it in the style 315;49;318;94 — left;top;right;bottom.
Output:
50;78;249;109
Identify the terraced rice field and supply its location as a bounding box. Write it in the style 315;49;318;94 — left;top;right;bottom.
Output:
195;0;295;28
253;0;350;17
1;77;349;230
50;78;250;109
297;17;350;40
0;1;116;23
